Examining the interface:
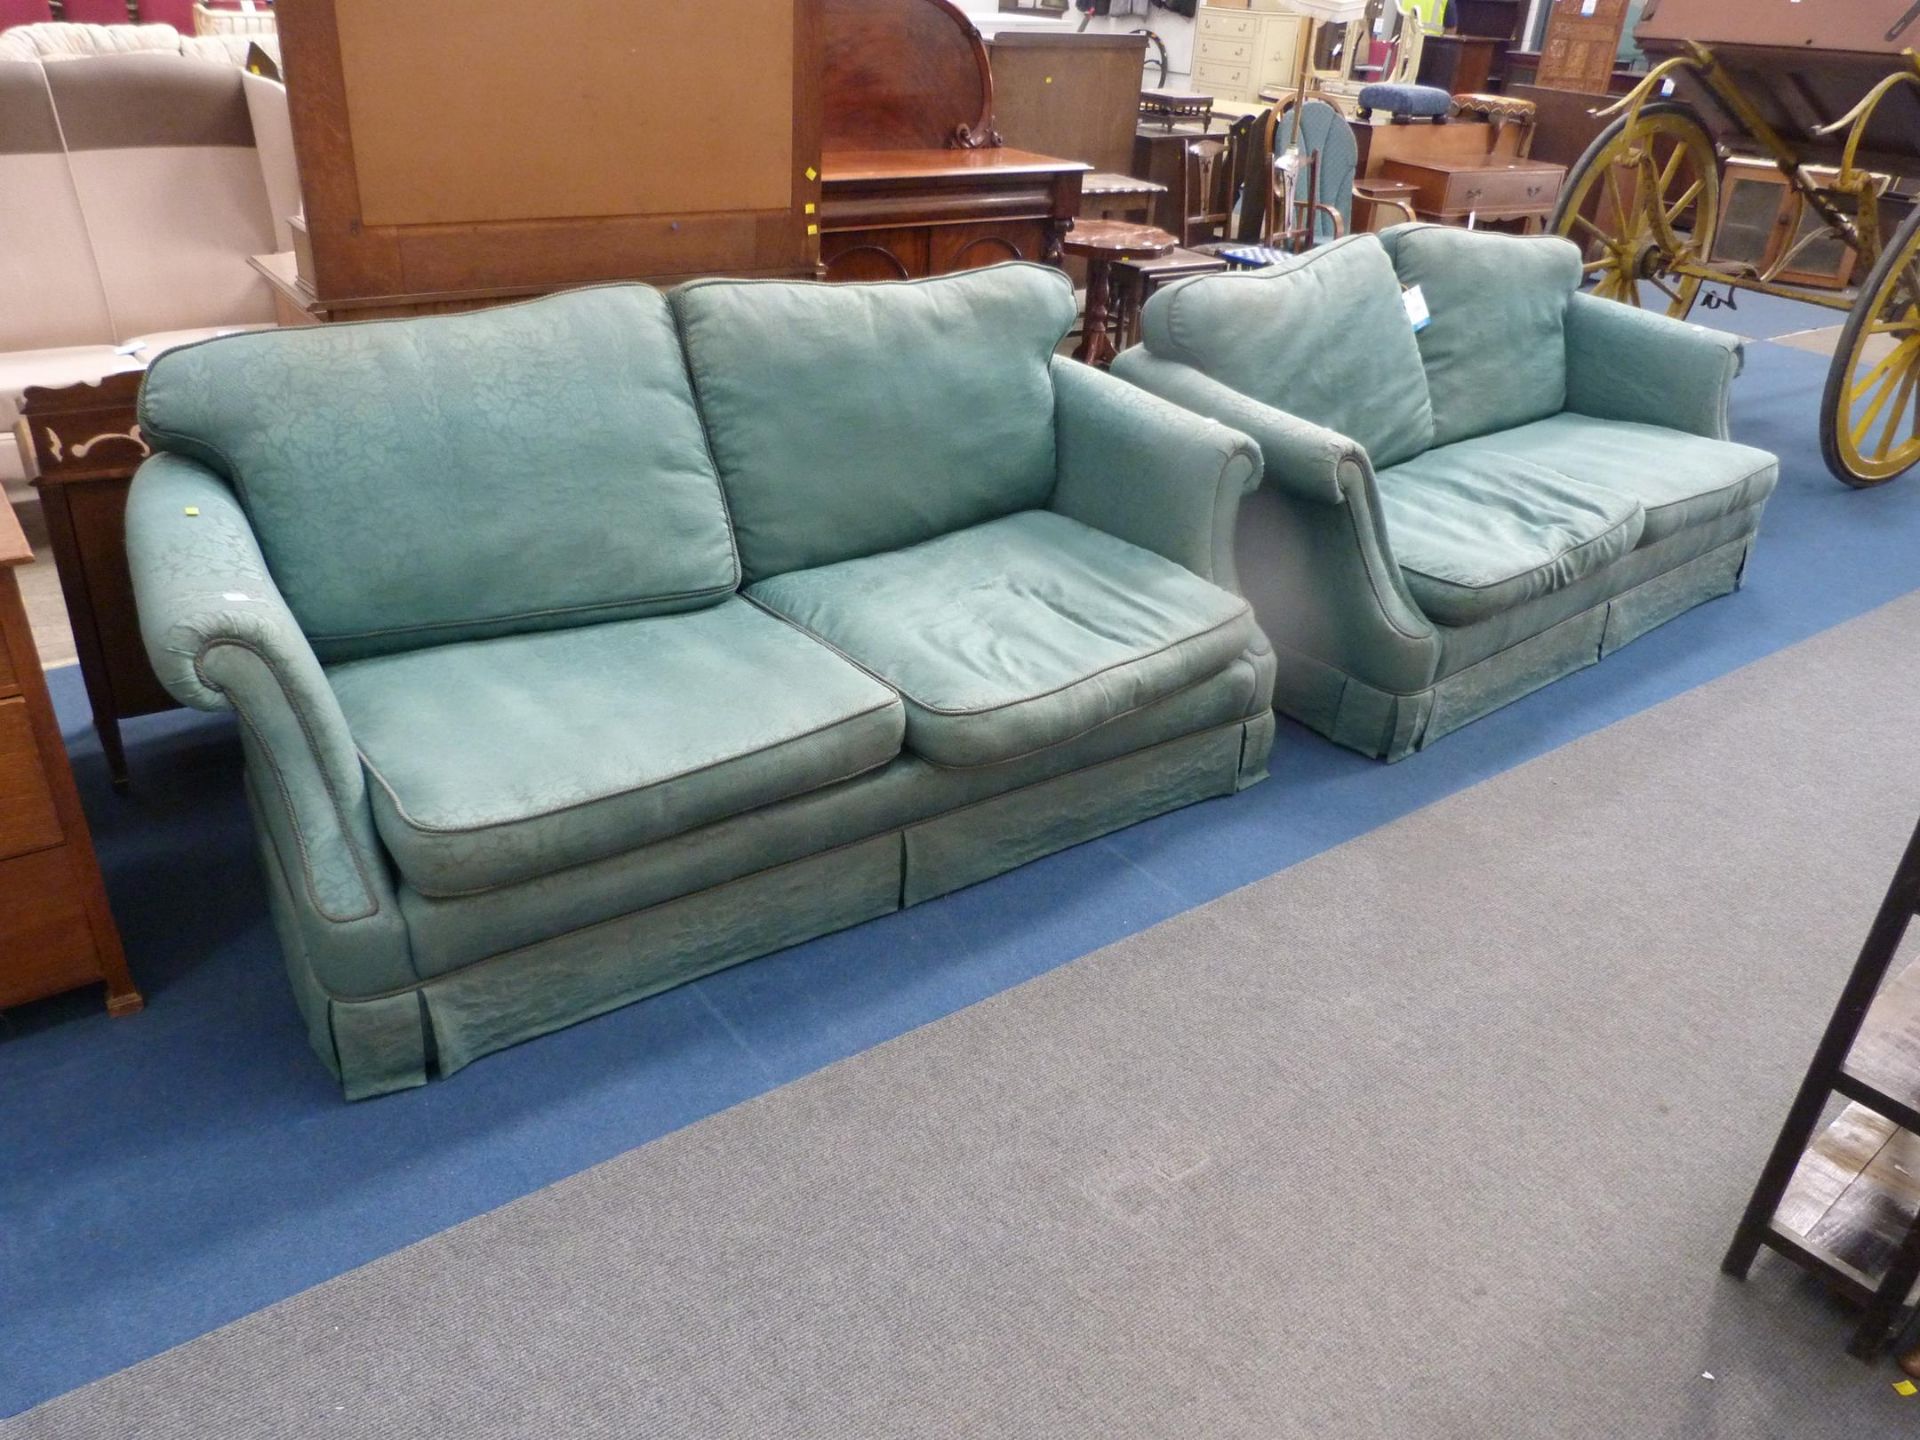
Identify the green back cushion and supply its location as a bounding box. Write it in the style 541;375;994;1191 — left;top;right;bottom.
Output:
672;264;1076;583
1380;225;1582;447
1138;232;1434;470
138;285;737;661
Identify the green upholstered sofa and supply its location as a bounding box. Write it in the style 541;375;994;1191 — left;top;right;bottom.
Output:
124;264;1276;1099
1111;226;1780;761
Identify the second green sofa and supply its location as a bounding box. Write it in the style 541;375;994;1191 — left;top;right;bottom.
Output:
1113;226;1780;761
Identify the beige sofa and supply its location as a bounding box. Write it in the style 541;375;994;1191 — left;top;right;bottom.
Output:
0;23;283;494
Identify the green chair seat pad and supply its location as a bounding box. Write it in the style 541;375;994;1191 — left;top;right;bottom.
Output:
325;599;905;897
746;510;1257;769
1375;448;1647;627
1441;413;1780;546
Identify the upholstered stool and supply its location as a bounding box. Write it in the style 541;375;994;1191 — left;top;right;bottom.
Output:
1450;91;1539;153
1357;83;1453;123
1065;219;1178;368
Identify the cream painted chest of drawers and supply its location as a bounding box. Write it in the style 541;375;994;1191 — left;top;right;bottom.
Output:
1192;2;1310;104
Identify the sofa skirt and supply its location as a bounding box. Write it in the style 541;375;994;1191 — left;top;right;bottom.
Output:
259;713;1270;1100
1278;529;1757;763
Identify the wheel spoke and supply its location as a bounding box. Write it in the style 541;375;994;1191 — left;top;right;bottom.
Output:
1872;359;1919;461
1665;179;1703;224
1605;163;1630;236
1851;348;1910;448
1855;334;1917;397
1572;212;1611;243
1658;142;1685;191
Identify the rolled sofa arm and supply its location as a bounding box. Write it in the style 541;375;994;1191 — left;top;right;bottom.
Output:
1110;347;1439;697
126;455;412;992
1110;349;1360;507
1049;357;1262;589
1563;290;1744;440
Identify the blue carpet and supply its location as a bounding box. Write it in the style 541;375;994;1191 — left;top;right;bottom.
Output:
4;321;1916;1416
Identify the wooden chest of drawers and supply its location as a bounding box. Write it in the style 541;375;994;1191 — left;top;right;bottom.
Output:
0;501;138;1016
1192;3;1308;104
1379;155;1568;227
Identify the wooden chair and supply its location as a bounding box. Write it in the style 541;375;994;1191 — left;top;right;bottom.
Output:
1180;112;1261;248
1181;137;1232;247
1262;98;1360;248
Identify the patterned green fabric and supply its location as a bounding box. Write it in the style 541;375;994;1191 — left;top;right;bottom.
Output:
1135;233;1434;471
1379;225;1582;448
326;600;905;897
1443;413;1778;546
672;265;1077;582
1375;446;1645;626
1563;292;1745;439
138;285;738;661
1117;224;1775;761
1048;357;1262;589
400;670;1272;978
124;266;1287;1097
127;455;415;997
749;510;1257;769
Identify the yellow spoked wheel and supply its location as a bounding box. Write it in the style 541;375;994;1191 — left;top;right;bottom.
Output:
1550;101;1721;321
1822;207;1920;487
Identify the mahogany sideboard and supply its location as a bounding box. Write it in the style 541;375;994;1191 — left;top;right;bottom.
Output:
0;492;138;1015
820;147;1086;281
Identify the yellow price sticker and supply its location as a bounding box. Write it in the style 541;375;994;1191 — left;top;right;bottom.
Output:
807;223;819;236
805;166;818;181
1896;1380;1918;1397
804;202;816;215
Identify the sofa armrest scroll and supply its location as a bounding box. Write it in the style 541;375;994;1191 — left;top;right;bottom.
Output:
1109;350;1362;508
1048;356;1262;588
1563;291;1743;439
126;455;406;971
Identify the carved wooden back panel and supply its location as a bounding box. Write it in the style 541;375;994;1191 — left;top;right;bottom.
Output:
822;0;997;150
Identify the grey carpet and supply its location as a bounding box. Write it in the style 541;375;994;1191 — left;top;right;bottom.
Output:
14;595;1920;1439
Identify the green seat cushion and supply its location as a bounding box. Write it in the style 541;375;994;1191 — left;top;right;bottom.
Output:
1443;413;1780;545
671;264;1076;583
1138;232;1434;470
1376;447;1646;627
1380;225;1582;448
138;285;738;662
325;599;904;896
746;510;1256;769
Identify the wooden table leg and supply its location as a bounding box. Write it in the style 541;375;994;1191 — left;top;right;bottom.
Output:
1076;258;1119;368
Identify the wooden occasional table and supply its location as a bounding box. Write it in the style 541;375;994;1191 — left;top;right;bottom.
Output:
1109;247;1232;352
18;373;177;789
1082;170;1168;225
1064;219;1178;368
0;494;138;1016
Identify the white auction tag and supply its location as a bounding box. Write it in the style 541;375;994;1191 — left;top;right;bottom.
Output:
1402;284;1431;333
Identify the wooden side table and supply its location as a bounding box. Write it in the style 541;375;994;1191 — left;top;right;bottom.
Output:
1064;220;1178;368
1379;154;1567;231
19;373;178;790
0;497;138;1016
1110;247;1231;352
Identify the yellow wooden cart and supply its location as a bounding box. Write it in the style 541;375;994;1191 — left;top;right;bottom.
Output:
1548;1;1920;487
